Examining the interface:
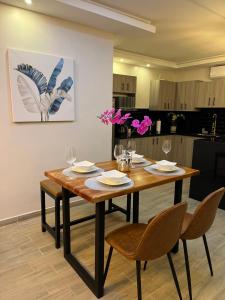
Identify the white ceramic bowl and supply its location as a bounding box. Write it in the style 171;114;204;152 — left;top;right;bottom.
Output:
101;170;127;183
132;153;144;163
73;160;95;171
155;160;177;171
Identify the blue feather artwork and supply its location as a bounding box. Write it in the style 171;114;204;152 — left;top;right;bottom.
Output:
16;64;47;94
46;58;64;94
49;77;74;114
9;49;75;122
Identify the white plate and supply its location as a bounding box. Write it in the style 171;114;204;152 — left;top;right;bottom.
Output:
96;175;131;186
156;160;177;166
151;164;178;172
72;166;99;173
132;158;146;164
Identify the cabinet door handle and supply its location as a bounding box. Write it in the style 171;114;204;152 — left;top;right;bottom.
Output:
185;103;187;110
181;137;183;143
213;97;215;106
208;97;210;106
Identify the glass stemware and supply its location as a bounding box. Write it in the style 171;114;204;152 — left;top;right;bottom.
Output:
126;139;136;156
65;145;76;166
162;139;172;157
114;144;124;161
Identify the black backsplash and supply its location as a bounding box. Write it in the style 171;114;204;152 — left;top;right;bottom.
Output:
115;108;225;138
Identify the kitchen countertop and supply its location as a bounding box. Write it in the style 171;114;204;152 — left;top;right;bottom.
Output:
116;132;203;139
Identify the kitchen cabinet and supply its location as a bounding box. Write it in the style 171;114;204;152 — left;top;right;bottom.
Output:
117;136;174;161
172;136;198;167
149;80;176;110
117;135;197;167
176;81;198;111
113;74;136;94
195;79;225;108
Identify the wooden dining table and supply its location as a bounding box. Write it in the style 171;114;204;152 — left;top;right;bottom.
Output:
45;159;199;299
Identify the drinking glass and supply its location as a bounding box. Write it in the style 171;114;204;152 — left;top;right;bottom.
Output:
162;139;172;157
65;145;76;166
114;144;124;161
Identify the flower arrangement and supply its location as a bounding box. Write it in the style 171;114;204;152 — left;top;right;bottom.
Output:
98;108;152;135
167;112;185;125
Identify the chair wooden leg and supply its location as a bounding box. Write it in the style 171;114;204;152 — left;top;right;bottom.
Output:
41;189;46;232
182;240;192;300
126;194;131;222
203;234;213;276
167;252;183;300
143;261;148;271
136;261;142;300
55;198;61;249
103;246;113;285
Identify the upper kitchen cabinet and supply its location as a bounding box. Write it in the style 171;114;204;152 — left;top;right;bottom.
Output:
113;74;136;94
149;80;176;110
195;79;225;108
176;81;198;111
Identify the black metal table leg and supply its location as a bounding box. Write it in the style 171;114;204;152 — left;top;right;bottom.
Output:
108;199;113;211
126;194;131;222
172;180;183;253
62;187;71;255
133;192;139;224
95;202;105;298
41;188;46;232
55;198;61;249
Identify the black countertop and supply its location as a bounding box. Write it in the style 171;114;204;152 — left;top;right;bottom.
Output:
116;132;204;139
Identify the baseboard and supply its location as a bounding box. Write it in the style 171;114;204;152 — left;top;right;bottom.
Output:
0;197;85;227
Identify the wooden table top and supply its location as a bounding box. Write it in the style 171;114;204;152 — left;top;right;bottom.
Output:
45;160;199;203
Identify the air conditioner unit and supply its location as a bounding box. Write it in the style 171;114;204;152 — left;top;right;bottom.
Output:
210;66;225;78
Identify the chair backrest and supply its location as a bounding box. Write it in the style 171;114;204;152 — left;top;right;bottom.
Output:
134;202;187;261
181;187;225;240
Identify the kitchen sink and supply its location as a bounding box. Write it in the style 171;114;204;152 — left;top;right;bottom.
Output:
197;133;221;138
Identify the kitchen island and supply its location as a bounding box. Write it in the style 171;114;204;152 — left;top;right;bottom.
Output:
190;138;225;209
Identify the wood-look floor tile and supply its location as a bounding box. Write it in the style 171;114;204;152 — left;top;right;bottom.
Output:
0;181;225;299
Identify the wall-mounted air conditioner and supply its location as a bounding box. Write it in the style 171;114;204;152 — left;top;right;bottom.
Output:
210;66;225;78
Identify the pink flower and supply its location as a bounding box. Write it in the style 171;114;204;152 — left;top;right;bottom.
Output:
131;119;140;128
117;113;131;125
98;109;152;136
131;115;152;135
143;116;152;127
111;109;121;124
137;123;149;135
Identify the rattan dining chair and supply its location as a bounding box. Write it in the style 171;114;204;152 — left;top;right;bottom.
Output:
104;202;187;300
180;187;225;300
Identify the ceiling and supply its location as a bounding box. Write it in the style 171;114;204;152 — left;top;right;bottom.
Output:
2;0;225;68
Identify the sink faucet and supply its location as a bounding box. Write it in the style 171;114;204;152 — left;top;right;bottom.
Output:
211;113;217;136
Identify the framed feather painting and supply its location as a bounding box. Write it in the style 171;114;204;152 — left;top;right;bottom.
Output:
8;49;75;122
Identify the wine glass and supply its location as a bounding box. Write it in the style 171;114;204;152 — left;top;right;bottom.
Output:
162;139;172;157
114;144;124;161
126;139;136;156
65;145;76;166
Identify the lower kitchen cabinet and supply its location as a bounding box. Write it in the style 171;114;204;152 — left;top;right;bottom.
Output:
171;136;198;167
117;135;174;161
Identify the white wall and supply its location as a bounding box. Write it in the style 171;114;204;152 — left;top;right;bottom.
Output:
113;62;176;108
0;4;113;220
